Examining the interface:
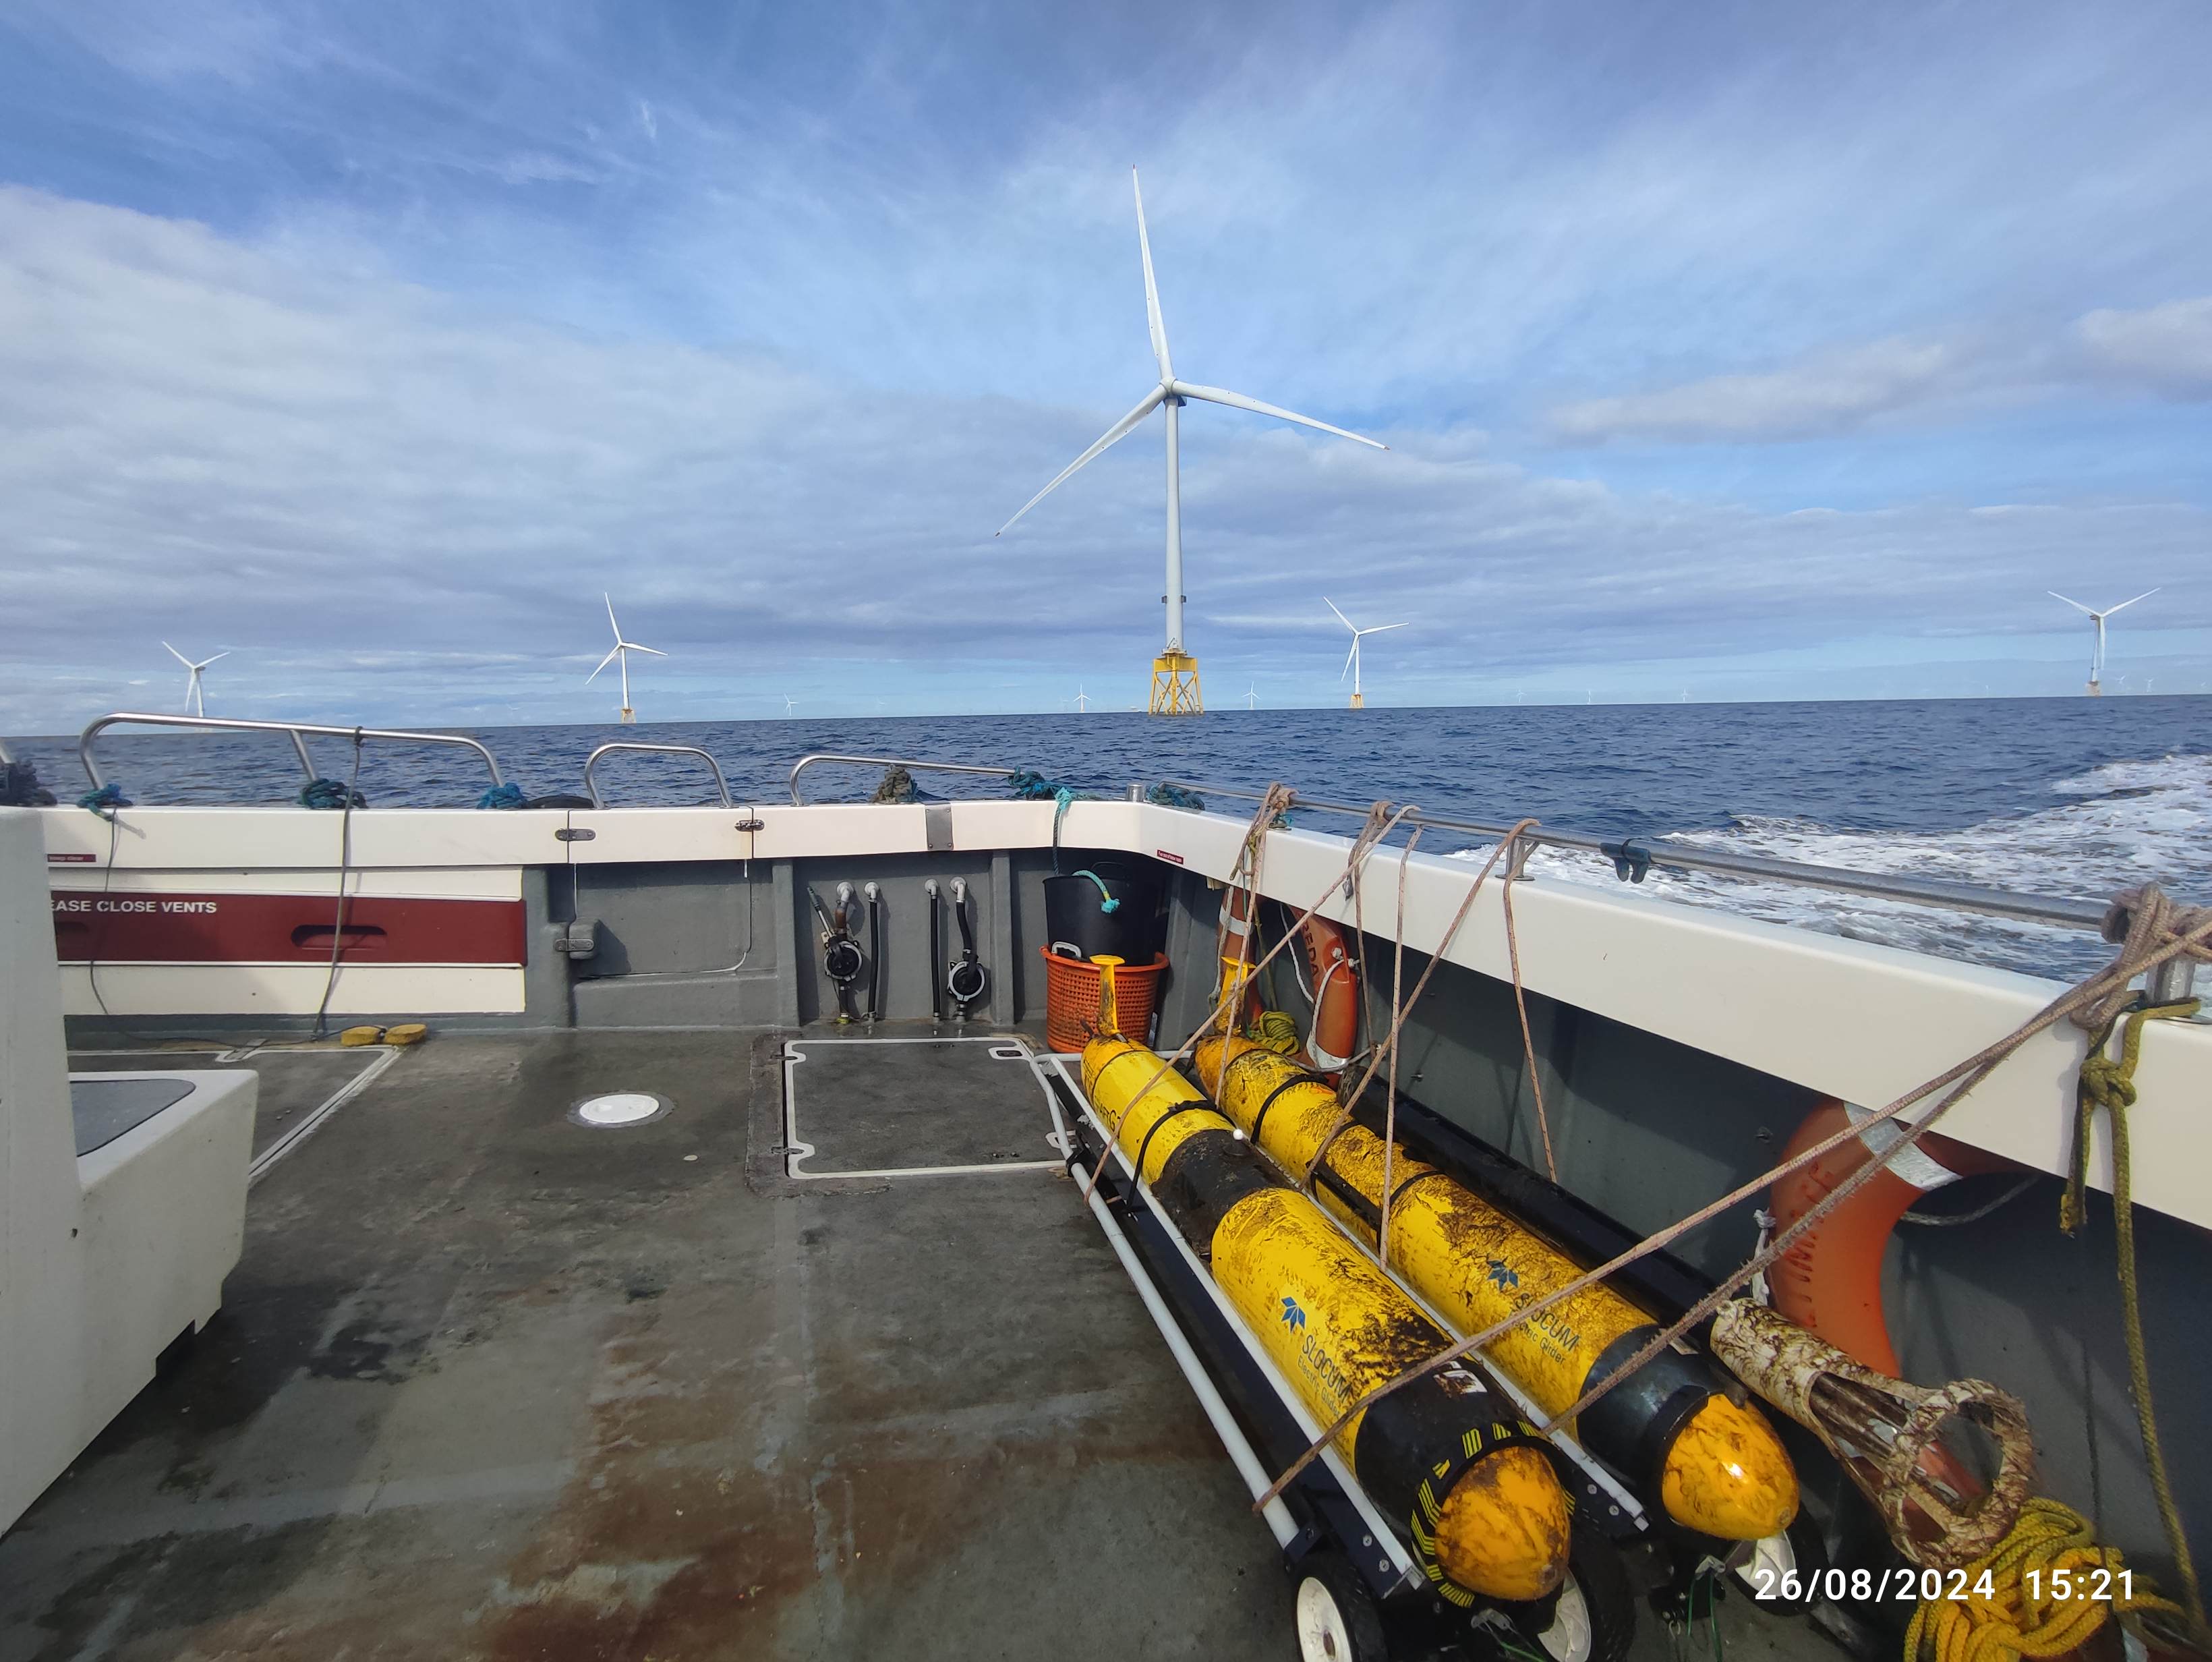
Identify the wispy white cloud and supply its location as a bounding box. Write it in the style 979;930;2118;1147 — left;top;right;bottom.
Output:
2076;296;2212;395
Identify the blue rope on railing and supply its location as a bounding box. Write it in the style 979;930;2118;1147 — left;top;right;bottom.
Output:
1146;782;1205;811
78;782;132;818
477;782;527;810
299;778;368;810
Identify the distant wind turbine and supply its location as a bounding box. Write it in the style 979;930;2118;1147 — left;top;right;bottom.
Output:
163;642;228;718
997;168;1388;716
783;694;798;716
1246;683;1258;710
1074;684;1090;713
587;595;666;724
2049;589;2157;696
1325;598;1406;710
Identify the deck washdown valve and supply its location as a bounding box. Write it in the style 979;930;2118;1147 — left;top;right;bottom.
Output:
946;877;987;1020
809;884;865;1024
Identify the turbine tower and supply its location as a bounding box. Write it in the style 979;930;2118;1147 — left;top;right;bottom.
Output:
999;168;1387;717
587;594;666;724
1326;599;1405;710
2048;590;2157;696
163;642;227;718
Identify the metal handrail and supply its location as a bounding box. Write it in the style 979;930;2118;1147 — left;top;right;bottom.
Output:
788;753;1018;805
80;712;504;797
584;742;733;808
1159;778;2114;933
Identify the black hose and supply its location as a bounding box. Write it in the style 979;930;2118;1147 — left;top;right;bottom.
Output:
955;890;978;956
867;889;881;1020
928;886;943;1023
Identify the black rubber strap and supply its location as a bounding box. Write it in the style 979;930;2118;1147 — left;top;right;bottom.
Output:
1248;1068;1330;1150
1387;1166;1456;1211
1134;1099;1219;1180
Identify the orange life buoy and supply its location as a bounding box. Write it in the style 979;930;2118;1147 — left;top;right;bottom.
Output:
1298;915;1360;1075
1766;1100;2016;1377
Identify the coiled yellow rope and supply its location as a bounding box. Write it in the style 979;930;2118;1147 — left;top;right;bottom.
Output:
1906;1498;2186;1662
1248;1008;1302;1055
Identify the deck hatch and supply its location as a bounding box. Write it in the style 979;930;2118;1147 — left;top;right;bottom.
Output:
782;1035;1061;1179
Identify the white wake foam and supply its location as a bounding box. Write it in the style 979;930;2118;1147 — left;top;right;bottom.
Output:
1451;752;2212;981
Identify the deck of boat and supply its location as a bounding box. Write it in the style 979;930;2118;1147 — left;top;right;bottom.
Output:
2;1029;1816;1662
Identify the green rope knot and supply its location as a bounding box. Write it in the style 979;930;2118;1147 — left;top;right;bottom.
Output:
2060;996;2199;1236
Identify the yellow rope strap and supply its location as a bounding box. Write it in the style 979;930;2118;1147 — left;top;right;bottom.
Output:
1906;1498;2186;1662
2059;995;2206;1636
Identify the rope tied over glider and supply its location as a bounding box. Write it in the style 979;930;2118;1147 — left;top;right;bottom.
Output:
1252;879;2212;1591
299;778;368;810
1008;770;1092;869
77;782;132;818
1904;1497;2190;1662
476;782;526;810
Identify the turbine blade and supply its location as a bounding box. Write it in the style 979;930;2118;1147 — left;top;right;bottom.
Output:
605;593;621;639
1132;168;1172;382
1323;596;1356;631
1359;623;1409;637
2047;592;2096;616
2104;588;2159;615
1341;641;1357;681
1171;382;1387;449
587;646;621;683
996;386;1167;536
201;652;231;666
163;641;192;667
627;643;668;657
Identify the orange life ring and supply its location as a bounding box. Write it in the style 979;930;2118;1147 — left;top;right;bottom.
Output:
1298;915;1360;1075
1766;1099;2016;1377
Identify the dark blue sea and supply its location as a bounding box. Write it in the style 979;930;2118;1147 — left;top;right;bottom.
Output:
9;697;2208;981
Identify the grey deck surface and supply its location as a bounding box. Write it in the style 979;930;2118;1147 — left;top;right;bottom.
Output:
2;1031;1290;1661
68;1047;382;1162
784;1036;1059;1174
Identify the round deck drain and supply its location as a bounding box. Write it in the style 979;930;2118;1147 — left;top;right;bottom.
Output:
571;1091;671;1128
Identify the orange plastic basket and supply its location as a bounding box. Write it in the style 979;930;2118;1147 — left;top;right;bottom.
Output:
1041;949;1168;1054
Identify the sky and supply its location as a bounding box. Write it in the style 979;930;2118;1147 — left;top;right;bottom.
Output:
1;0;2209;730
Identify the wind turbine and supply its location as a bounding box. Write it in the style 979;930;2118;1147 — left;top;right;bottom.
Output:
163;642;228;718
587;594;666;724
1073;684;1090;713
998;168;1388;717
782;694;798;716
2048;590;2157;695
1326;598;1406;710
1246;683;1258;710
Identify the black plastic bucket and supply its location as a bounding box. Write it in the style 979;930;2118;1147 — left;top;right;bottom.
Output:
1043;869;1163;963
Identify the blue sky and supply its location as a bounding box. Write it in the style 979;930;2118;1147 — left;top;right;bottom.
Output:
1;0;2209;728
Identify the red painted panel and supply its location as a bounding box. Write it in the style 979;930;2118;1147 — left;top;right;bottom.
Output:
51;892;526;966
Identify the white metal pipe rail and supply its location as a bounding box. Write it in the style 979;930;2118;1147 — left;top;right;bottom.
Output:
584;742;732;808
79;712;504;796
1161;778;2114;934
788;753;1019;805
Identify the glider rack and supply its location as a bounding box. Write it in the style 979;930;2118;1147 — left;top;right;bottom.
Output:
1034;1053;1647;1662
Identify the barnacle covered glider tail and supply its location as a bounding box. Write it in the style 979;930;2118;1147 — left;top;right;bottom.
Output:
1081;1035;1572;1603
1196;1034;1800;1543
